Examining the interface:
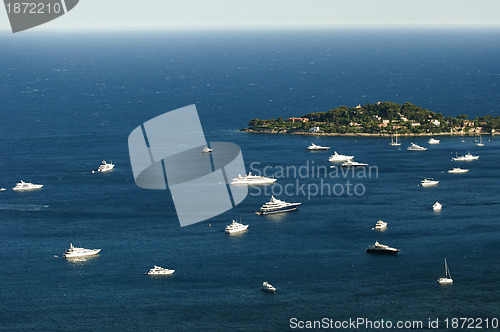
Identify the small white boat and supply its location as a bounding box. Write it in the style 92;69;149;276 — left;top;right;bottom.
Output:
428;138;440;144
0;188;6;191
437;259;453;285
447;167;469;174
407;142;427;151
328;151;354;162
476;136;484;147
146;265;175;275
225;220;249;234
373;220;387;230
306;143;330;151
389;134;401;146
230;172;277;185
421;178;439;187
452;152;479;161
261;282;276;292
340;160;368;167
97;160;115;172
202;145;213;153
433;201;442;211
63;243;101;258
12;180;43;191
366;241;400;254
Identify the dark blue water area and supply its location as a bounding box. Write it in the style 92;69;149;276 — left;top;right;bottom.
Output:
0;29;499;331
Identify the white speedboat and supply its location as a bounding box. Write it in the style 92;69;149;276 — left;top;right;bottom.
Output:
447;167;469;174
230;172;277;185
366;241;400;254
428;138;440;144
97;160;115;172
437;259;453;285
261;282;276;292
146;265;175;275
372;220;387;231
407;142;427;151
256;196;301;215
433;201;442;211
306;143;330;151
328;151;354;162
202;145;213;153
452;152;479;161
12;180;43;191
63;243;101;258
225;220;249;234
0;188;6;191
421;178;439;187
341;160;368;167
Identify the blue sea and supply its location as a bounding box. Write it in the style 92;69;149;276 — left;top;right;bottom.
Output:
0;29;499;331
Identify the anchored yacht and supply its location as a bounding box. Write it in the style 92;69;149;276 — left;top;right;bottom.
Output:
63;243;101;258
256;196;301;215
340;160;368;167
202;146;213;153
230;172;276;185
373;220;387;230
261;282;276;292
366;241;400;254
428;138;440;144
421;178;439;187
328;151;354;162
447;167;469;174
12;180;43;191
306;143;330;151
146;265;175;275
452;152;479;161
437;259;453;285
433;201;442;211
407;142;427;151
98;160;115;172
225;220;249;234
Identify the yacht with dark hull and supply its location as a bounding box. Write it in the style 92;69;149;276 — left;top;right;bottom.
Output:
256;196;301;215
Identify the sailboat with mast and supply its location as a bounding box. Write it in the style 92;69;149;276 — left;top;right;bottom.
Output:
476;135;484;147
389;133;401;146
437;259;453;284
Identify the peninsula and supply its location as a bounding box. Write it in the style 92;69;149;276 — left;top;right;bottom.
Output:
242;102;499;137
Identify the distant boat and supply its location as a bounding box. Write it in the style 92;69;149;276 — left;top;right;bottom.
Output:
63;243;101;258
146;265;175;276
202;145;213;153
261;282;276;292
437;259;453;285
306;143;330;151
12;180;43;191
0;188;6;192
328;151;354;162
407;142;427;151
452;152;479;161
389;134;401;146
97;160;115;172
340;160;368;167
476;136;484;147
433;201;442;211
372;220;387;231
421;178;439;187
428;138;440;144
366;241;400;255
230;172;277;185
225;220;249;234
448;167;469;174
255;195;301;215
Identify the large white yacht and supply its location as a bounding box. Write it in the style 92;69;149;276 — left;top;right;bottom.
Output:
63;243;101;258
256;196;301;215
306;143;330;151
12;180;43;191
366;241;400;254
340;160;368;167
452;152;479;161
230;172;277;185
421;178;439;187
328;151;354;162
428;138;440;144
407;142;427;151
447;167;469;174
225;220;249;234
146;265;175;275
261;282;276;292
98;160;115;172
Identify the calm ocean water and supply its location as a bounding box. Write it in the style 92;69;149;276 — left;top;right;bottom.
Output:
0;29;499;331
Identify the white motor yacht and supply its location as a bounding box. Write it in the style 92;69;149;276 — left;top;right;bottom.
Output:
97;160;115;172
256;196;301;215
452;152;479;161
306;143;330;151
447;167;469;174
146;265;175;275
225;220;249;234
407;142;427;151
202;146;213;153
230;172;277;185
433;201;442;211
421;178;439;187
12;180;43;191
63;243;101;258
366;241;400;254
428;138;440;144
340;160;368;167
328;151;354;162
261;282;276;292
373;220;387;230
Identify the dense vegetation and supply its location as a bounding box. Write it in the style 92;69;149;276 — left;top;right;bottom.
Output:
247;102;500;135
